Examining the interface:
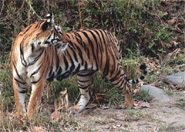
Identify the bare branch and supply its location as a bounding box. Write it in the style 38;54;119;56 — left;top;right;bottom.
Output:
0;0;5;16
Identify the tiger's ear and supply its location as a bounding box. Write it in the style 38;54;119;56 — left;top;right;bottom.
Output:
45;13;54;22
55;25;69;43
42;13;54;31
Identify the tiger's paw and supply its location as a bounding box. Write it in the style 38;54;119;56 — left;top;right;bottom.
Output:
69;105;85;114
118;102;134;109
13;112;24;119
13;112;26;124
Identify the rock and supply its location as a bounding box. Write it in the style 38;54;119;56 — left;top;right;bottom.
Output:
163;72;185;86
140;85;170;102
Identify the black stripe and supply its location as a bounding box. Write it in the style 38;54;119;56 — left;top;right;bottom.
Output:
112;77;123;86
88;30;98;44
88;30;99;61
78;79;91;83
82;31;98;67
67;50;75;72
66;34;70;38
20;40;27;66
98;30;106;52
45;41;50;45
17;89;27;93
31;43;35;52
14;78;26;85
56;66;62;75
12;61;24;80
117;78;126;90
48;66;53;77
76;64;81;72
28;49;44;66
68;45;78;62
93;29;104;66
68;41;76;50
77;71;94;77
103;49;109;76
63;55;69;70
110;69;121;82
35;21;42;29
79;83;92;89
56;71;70;81
140;76;145;80
31;71;44;84
19;25;32;36
86;48;90;60
94;29;103;52
143;70;147;75
55;47;60;70
73;64;81;75
84;61;88;69
75;32;87;51
75;44;84;65
30;64;43;78
47;73;55;81
98;30;107;67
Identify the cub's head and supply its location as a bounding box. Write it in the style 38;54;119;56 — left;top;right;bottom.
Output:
16;13;62;48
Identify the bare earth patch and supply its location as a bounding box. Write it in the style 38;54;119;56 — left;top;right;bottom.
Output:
0;87;185;132
71;92;185;132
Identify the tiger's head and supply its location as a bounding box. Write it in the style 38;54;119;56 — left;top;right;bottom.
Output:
15;13;67;50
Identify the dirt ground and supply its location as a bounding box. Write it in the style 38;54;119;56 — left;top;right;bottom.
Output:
71;91;185;132
0;87;185;132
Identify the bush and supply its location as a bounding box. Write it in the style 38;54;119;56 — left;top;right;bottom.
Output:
0;0;184;57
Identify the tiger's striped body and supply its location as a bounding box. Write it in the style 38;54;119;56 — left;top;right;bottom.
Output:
11;14;147;119
51;28;146;113
46;29;120;82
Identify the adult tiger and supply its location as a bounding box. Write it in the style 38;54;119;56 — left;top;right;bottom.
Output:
11;13;147;119
11;13;67;118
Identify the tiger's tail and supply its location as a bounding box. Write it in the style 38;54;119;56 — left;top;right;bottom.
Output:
125;63;147;84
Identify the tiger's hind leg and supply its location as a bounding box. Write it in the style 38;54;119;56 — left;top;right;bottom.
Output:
70;70;95;114
121;83;133;108
108;74;133;108
102;64;134;108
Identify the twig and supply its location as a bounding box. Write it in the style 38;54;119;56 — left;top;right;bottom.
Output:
16;0;25;14
0;0;5;16
77;5;82;28
29;4;42;19
26;0;42;20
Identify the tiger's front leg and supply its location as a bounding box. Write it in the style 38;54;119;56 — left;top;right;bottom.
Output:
70;71;95;114
70;88;90;114
12;77;27;118
26;79;45;119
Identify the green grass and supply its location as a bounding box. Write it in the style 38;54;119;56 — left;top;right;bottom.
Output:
125;109;147;121
134;90;152;102
176;98;185;109
159;122;178;132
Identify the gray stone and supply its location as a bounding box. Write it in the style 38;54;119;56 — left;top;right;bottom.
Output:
140;85;170;102
163;72;185;86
